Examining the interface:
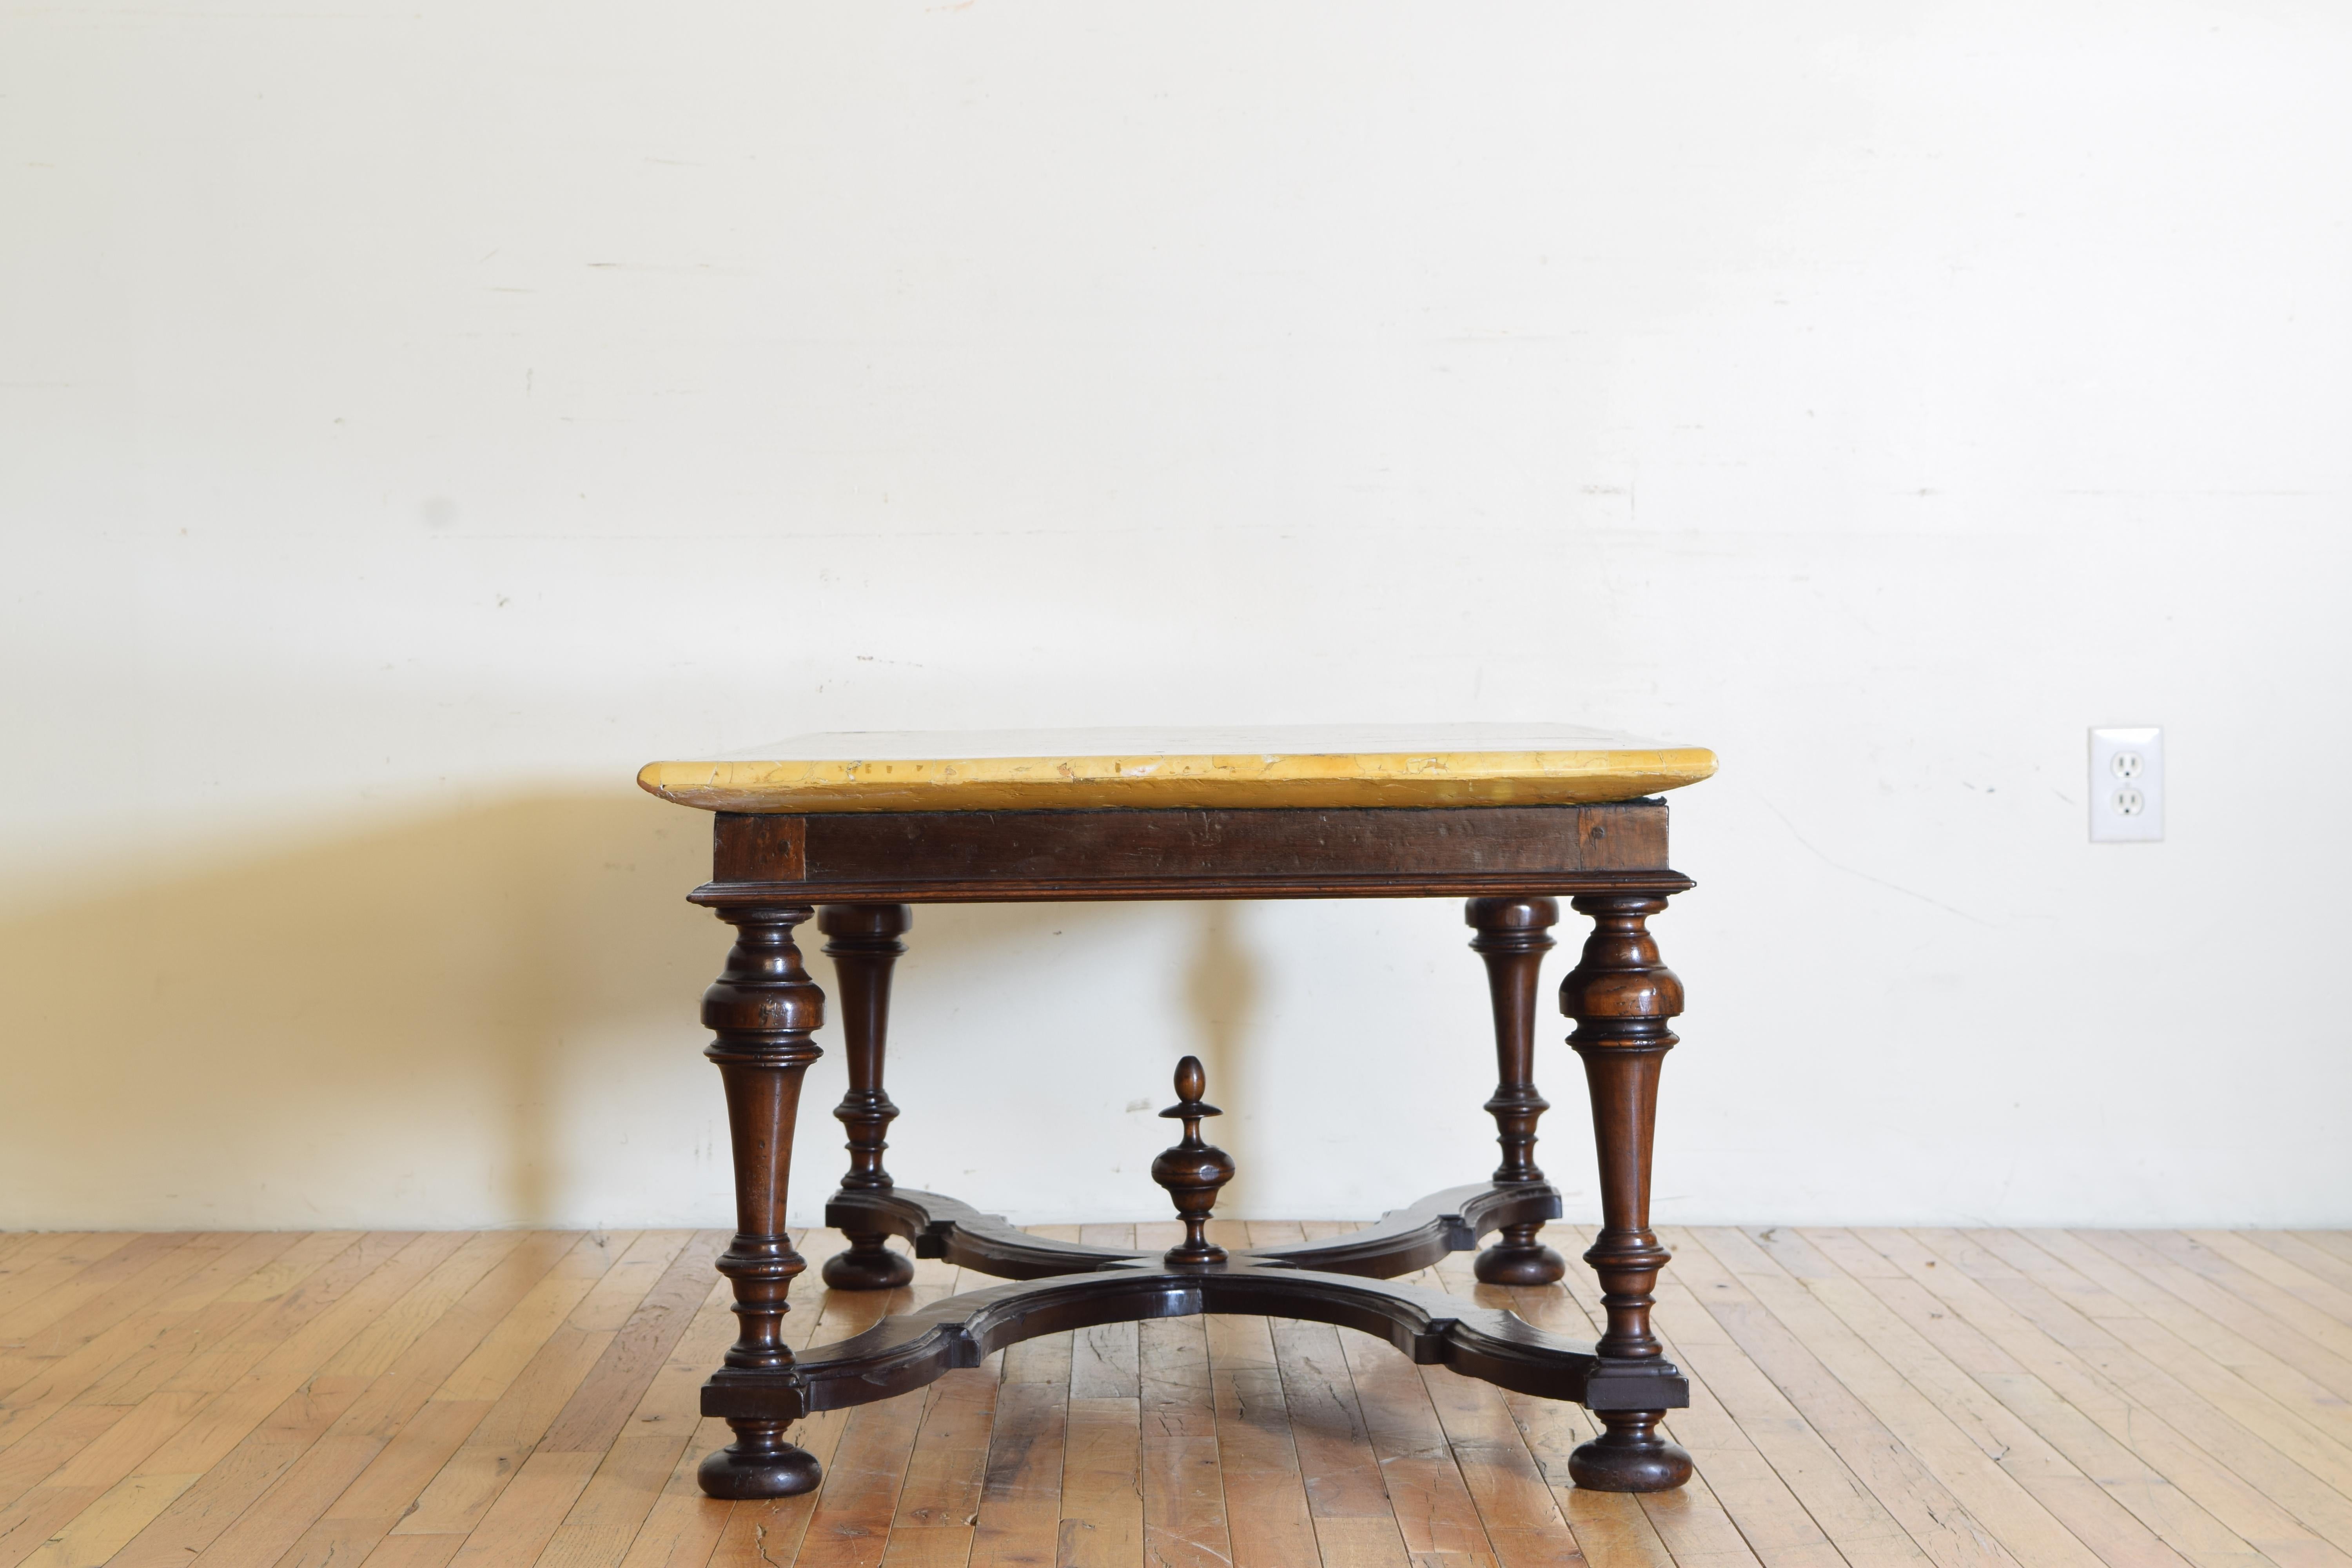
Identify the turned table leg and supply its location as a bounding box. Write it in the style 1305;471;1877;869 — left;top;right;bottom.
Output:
1467;896;1567;1285
699;906;827;1499
819;903;916;1291
1561;893;1694;1492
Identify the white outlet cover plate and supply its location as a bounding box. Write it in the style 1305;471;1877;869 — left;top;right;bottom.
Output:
2089;727;2164;842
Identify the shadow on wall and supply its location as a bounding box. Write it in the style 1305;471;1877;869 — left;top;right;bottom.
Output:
1181;901;1262;1216
0;791;715;1229
0;790;1263;1230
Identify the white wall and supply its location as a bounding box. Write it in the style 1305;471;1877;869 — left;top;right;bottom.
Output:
4;0;2347;1233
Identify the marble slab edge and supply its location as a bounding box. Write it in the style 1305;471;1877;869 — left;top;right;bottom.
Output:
638;748;1719;813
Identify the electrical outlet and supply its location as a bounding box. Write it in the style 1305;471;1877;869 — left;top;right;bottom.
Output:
2089;727;2163;842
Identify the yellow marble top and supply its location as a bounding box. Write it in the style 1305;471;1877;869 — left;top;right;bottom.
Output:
638;726;1715;813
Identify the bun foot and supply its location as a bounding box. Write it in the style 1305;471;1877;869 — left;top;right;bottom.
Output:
699;1422;822;1499
1569;1412;1692;1492
821;1236;915;1291
1474;1240;1566;1285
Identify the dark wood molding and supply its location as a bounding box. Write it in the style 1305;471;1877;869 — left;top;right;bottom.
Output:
682;796;1701;1499
824;1187;1146;1279
1560;891;1696;1492
701;1259;1690;1424
1151;1056;1235;1265
696;906;826;1499
1243;1180;1563;1278
699;868;1693;906
817;903;916;1292
826;1179;1566;1284
1466;896;1568;1286
701;802;1684;905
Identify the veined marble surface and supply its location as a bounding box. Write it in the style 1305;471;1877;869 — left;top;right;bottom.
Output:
638;725;1716;813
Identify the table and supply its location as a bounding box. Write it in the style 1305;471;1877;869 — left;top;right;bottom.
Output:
638;726;1716;1501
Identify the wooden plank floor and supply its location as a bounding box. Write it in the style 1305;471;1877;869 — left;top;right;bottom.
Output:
0;1225;2347;1567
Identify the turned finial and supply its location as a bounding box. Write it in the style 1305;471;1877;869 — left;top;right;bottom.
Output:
1151;1055;1234;1265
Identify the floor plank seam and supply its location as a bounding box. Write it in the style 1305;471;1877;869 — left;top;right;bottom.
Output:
0;1227;2343;1568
